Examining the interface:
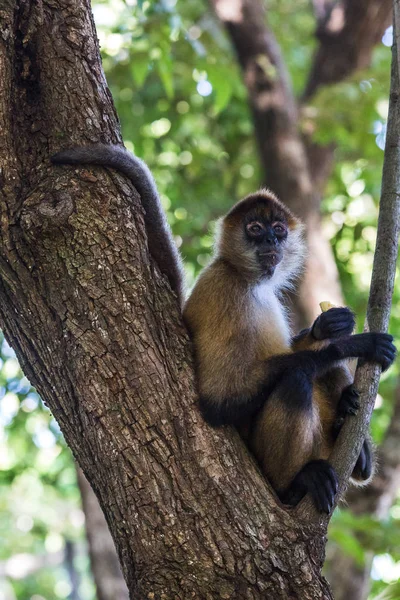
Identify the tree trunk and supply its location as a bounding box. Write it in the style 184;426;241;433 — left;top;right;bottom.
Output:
0;1;335;597
77;468;129;600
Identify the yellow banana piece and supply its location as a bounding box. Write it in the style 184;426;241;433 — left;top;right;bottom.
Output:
319;301;336;313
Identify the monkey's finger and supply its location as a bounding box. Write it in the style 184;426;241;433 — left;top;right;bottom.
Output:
325;465;339;495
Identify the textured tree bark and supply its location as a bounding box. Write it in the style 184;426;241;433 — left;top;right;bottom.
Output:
77;468;129;600
0;1;336;598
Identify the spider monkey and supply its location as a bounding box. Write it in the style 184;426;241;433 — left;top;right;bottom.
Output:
183;190;395;513
51;145;396;513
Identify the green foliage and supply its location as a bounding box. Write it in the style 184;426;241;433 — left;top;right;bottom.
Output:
0;334;95;599
1;1;399;598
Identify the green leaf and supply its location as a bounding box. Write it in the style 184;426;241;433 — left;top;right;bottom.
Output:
157;57;174;99
207;64;233;114
131;53;150;88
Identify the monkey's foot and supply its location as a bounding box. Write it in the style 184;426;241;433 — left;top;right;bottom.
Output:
337;384;360;417
280;460;338;514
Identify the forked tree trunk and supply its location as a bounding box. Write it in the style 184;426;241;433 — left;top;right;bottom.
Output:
0;1;335;598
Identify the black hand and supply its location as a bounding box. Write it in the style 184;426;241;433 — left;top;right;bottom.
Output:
312;307;355;340
358;332;396;371
332;333;396;371
337;384;360;417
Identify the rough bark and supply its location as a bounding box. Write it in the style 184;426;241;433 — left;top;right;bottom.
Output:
77;468;129;600
0;1;336;597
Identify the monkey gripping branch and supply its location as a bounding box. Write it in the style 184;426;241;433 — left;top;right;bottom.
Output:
0;0;398;597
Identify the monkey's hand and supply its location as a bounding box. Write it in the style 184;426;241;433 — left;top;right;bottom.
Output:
332;332;396;372
312;307;355;340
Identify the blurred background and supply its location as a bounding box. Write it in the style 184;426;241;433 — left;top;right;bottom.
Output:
1;0;399;599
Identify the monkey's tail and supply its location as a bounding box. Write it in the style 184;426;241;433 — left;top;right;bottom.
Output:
51;144;184;304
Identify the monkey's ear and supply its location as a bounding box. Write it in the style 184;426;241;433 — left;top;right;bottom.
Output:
287;215;304;231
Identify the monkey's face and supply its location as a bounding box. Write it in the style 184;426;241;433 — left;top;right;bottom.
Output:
244;213;288;277
218;190;303;284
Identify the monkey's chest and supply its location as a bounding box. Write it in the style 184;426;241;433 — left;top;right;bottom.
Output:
250;290;291;357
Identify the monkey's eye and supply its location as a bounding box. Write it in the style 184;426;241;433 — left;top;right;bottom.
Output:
272;223;287;236
246;222;265;237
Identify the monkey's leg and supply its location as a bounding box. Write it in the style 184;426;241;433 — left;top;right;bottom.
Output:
251;370;338;513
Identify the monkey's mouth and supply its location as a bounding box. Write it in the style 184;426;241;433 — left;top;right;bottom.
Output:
257;251;282;276
258;251;281;265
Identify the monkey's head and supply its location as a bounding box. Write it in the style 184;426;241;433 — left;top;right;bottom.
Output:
217;190;305;288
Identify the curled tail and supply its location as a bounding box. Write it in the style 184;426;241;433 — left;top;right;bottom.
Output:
51;144;184;304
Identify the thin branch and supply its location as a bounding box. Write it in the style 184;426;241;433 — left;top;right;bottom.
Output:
330;5;400;486
346;380;400;517
303;0;392;101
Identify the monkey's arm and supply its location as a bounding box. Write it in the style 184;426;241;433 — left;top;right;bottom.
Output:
292;307;355;351
201;332;396;426
51;144;184;304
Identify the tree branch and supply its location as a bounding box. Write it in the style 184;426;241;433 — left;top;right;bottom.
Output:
328;380;400;600
304;0;392;101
